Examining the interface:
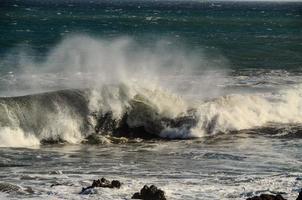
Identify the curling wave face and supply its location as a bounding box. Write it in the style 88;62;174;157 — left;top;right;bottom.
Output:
0;82;302;148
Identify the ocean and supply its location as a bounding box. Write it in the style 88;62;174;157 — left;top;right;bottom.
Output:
0;0;302;199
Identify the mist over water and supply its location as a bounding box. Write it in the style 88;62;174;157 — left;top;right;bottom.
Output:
0;35;229;99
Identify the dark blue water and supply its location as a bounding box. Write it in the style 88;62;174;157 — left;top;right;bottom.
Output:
1;0;302;69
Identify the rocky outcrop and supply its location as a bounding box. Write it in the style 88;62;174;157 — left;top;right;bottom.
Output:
91;178;121;188
131;185;167;200
0;182;33;194
0;183;22;193
80;178;121;195
246;194;286;200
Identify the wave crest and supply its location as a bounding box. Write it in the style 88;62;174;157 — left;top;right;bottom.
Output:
1;83;302;147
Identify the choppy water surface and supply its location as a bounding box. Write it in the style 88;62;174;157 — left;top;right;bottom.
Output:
1;0;302;69
0;133;301;200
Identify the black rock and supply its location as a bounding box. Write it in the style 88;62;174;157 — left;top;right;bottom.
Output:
90;177;121;188
297;190;302;200
140;185;150;197
111;180;121;189
247;194;286;200
132;192;142;199
80;177;122;194
80;186;94;195
132;185;167;200
91;179;101;187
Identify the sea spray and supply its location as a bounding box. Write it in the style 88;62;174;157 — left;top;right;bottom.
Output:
0;127;39;148
0;35;228;98
0;35;302;147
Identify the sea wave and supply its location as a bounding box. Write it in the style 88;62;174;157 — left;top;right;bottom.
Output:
1;35;302;147
0;82;301;147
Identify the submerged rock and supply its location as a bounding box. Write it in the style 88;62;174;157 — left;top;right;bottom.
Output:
246;194;286;200
131;185;167;200
80;178;121;195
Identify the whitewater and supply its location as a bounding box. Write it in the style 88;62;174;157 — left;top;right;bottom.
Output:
0;36;302;149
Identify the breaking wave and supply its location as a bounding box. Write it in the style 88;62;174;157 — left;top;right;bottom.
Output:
1;35;302;147
0;83;302;147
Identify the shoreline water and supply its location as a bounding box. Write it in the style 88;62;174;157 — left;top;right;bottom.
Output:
0;133;301;199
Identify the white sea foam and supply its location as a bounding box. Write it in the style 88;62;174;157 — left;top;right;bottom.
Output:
38;104;84;144
0;35;302;147
160;85;302;138
87;81;302;139
0;127;39;148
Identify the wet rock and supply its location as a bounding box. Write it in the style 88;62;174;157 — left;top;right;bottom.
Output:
0;182;34;194
246;194;286;200
131;185;167;200
297;190;302;200
80;178;122;195
132;192;142;199
111;180;122;188
91;177;121;188
0;182;22;193
79;186;93;194
79;187;96;195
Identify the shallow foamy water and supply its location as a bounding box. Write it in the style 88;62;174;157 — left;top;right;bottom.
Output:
0;133;301;200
